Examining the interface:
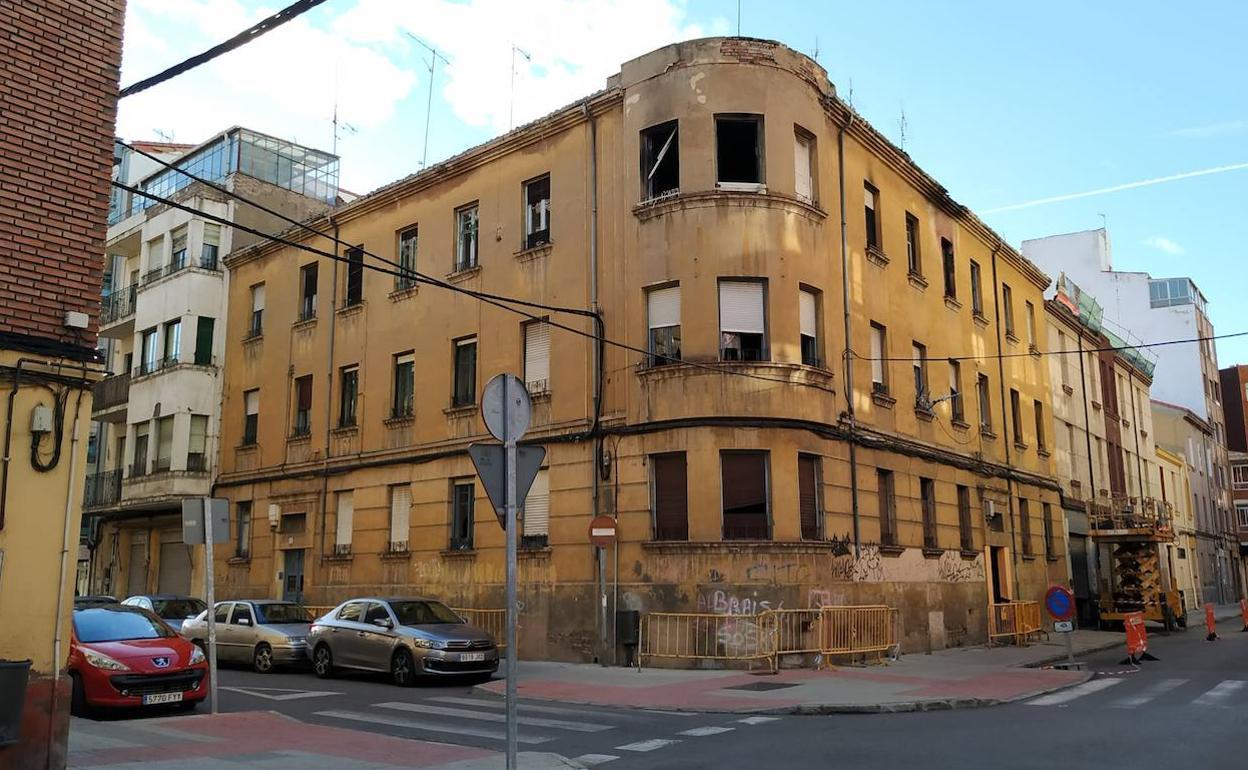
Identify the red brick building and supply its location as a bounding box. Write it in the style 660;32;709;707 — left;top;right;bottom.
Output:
0;1;124;767
1219;365;1248;453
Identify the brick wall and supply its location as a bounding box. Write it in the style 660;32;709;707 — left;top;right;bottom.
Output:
0;0;125;357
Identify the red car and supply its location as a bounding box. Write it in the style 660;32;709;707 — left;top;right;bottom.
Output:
69;604;208;716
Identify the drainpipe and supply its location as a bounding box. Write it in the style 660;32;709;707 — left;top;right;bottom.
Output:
1128;376;1146;503
318;215;341;575
988;242;1020;598
836;111;861;559
1076;333;1098;504
0;358;29;531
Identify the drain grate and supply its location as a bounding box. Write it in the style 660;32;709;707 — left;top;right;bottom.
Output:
723;681;800;692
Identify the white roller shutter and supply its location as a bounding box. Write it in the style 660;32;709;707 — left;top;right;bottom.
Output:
719;281;765;334
794;134;813;203
523;469;550;538
157;531;191;595
251;284;265;312
647;286;680;328
335;491;354;547
524;322;550;391
799;290;817;337
389;485;411;546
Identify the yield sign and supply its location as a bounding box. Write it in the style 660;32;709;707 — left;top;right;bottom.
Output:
468;443;545;528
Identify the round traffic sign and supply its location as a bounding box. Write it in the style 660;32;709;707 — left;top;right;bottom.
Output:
1044;585;1075;621
588;515;617;547
481;373;531;442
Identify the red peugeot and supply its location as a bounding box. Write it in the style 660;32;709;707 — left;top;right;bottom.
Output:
69;604;208;716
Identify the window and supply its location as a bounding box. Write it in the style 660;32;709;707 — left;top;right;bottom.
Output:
336;602;365;623
1010;388;1023;445
248;283;265;338
524;320;551;394
243;390;259;445
1237;504;1248;529
905;213;920;275
1034;399;1047;451
1003;284;1016;337
715;114;763;187
970;260;984;316
344;246;364;306
170;225;188;269
794;128;815;203
455;204;479;271
132;422;149;476
798;454;822;541
194;317;214;366
1019;498;1033;555
646;285;681;366
877;469;897;546
396;227;418;290
390;484;411;552
640;120;679;200
522;468;549;547
293;375;312;437
201;223;221;269
863;182;880;251
339;366;359;427
453;337;477;407
1148;277;1196;309
977;374;992;431
721;451;769;539
392;352;415;418
140;327;158;374
155;415;174;472
949;359;964;422
299;263;318;321
870;322;888;393
187;414;208;471
234;501;251;558
523;175;550;249
719;280;767;361
1025;301;1037;348
799;288;821;367
652;453;688;541
921;477;937;549
450;481;474;550
162;318;181;365
1043;502;1055;559
213;604;231;625
941;238;956;299
335;491;354;552
912;342;928;409
957;485;973;552
1058;331;1070;386
1233;464;1248;487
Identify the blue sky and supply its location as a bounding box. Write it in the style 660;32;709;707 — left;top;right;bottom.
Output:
118;0;1248;362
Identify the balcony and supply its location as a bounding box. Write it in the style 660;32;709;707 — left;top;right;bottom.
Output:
90;373;130;422
99;285;137;338
83;469;123;509
140;254;221;289
133;355;217;381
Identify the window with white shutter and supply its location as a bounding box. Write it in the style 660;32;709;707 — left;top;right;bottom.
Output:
187;414;208;471
870;322;887;393
719;280;767;361
522;468;550;546
647;285;681;366
794;129;814;203
524;321;551;394
388;484;410;553
155;415;174;472
335;491;354;553
248;283;264;338
799;288;819;367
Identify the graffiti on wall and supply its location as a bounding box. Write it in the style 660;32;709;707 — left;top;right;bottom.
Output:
937;551;985;583
696;589;783;615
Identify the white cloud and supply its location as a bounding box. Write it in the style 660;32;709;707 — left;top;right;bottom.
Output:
1142;236;1185;256
1169;119;1248;139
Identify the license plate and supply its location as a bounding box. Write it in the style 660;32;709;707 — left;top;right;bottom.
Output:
461;652;486;662
142;691;183;705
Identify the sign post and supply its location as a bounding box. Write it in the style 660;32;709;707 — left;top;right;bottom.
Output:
182;497;228;714
1043;585;1078;669
589;515;616;667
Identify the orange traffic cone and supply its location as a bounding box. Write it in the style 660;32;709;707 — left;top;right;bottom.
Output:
1204;603;1218;641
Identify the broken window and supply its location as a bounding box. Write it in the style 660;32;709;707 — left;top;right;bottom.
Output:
455;204;478;271
299;263;318;320
864;183;880;251
523;175;550;249
646;285;681;366
651;452;688;541
798;454;822;541
640;120;679;201
721;451;770;540
719;280;767;362
912;341;928;409
949;359;964;422
715;114;763;188
799;288;820;367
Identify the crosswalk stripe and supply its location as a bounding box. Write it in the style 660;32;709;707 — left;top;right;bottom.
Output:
1193;680;1247;707
374;701;613;733
679;726;735;737
736;716;780;725
429;696;653;721
1111;678;1188;709
615;738;681;752
572;755;620;767
314;710;551;744
1027;678;1123;706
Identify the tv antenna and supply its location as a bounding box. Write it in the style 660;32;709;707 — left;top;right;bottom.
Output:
404;32;450;169
510;44;532;131
331;102;357;157
898;105;909;150
153;128;175;143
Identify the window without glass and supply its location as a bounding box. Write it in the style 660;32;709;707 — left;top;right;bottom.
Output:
798;454;822;541
201;223;221;269
299;263;318;320
715;114;764;187
941;238;956;299
640;120;679;200
344;246;364;306
799;288;820;367
132;422;149;475
957;485;973;552
977;373;992;431
524;320;551;394
1010;389;1023;445
396;226;418;290
863;183;880;251
1043;502;1054;559
453;337;477;407
248;283;265;338
455;204;479;271
450;480;474;550
649;452;690;541
335;491;354;550
339;365;359;427
187;414;208;471
243;389;259;445
949;359;964;422
523;175;551;249
522;468;549;547
877;468;897;546
293;375;312;437
719;280;767;361
1019;497;1033;555
870;322;888;393
170;226;188;269
921;477;937;549
912;342;928;408
794;128;815;203
905;213;920;275
392;352;414;418
1034;399;1047;451
646;285;681;366
970;260;984;315
162;319;181;365
389;484;411;551
194;317;213;366
1003;284;1016;337
721;451;769;540
141;327;158;374
235;501;251;558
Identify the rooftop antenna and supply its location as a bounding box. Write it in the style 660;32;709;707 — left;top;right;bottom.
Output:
737;0;741;35
898;104;909;150
847;78;855;109
510;44;531;131
812;36;820;62
331;102;357;157
153;128;174;143
404;32;449;169
1098;211;1108;230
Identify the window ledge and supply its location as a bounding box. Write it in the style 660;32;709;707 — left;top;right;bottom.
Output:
1037;448;1052;459
444;404;478;418
527;389;552;403
287;433;312;444
446;265;481;283
944;295;962;312
878;544;905;556
872;391;897;409
1062;384;1074;396
322;552;353;563
640;540;847;555
337;301;365;317
236;442;259;451
972;312;989;328
384;415;414;427
227;556;251;565
519;546;553;558
1028;344;1041;358
1014;441;1029;451
907;272;928;291
389;285;419;301
950;418;971;431
515;243;553;262
441;548;477;559
331;425;359;436
865;245;890;268
1046;555;1061;563
980;428;998;440
915;407;935;422
379;550;411;561
633;189;826;223
1091;401;1102;411
1021;554;1036;561
960;549;979;560
243;333;263;346
1006;332;1020;345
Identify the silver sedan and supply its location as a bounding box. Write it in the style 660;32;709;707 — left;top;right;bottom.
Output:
183;600;312;673
307;597;499;686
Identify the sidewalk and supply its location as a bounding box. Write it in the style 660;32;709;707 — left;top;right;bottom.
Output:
68;711;576;770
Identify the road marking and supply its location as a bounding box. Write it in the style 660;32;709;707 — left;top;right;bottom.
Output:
615;738;680;752
642;709;699;717
430;696;653;721
736;716;781;725
314;710;552;744
220;686;341;701
573;755;620;767
374;701;612;732
679;726;735;737
1110;678;1188;709
1027;678;1123;706
1193;680;1247;707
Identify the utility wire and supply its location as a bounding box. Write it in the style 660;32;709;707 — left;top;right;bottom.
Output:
119;0;329;98
853;330;1247;364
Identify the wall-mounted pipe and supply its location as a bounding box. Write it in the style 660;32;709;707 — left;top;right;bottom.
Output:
836;110;862;559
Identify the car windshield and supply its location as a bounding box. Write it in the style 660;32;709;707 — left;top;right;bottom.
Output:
389;600;463;626
254;603;311;624
151;598;207;619
74;607;175;643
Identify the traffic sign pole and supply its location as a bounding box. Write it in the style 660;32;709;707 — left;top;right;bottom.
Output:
503;379;519;770
202;497;218;715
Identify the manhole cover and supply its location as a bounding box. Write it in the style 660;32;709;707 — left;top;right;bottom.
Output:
723;681;800;692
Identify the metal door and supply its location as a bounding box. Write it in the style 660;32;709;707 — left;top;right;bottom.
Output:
126;533;148;596
157;532;191;595
282;549;305;603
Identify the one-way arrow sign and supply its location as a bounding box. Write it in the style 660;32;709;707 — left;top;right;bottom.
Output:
468;443;545;528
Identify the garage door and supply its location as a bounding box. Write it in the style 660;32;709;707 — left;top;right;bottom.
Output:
126;534;148;596
157;533;191;595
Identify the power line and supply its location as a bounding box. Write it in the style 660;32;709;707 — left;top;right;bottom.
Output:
854;330;1248;364
119;0;329;98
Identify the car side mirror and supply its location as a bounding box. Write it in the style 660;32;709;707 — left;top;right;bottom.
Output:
373;618;393;630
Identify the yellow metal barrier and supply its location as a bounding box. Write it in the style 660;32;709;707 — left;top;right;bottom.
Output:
640;612;774;669
988;600;1043;645
453;608;508;649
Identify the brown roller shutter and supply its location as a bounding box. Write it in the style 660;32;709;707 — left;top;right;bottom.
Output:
798;454;820;540
652;453;688;541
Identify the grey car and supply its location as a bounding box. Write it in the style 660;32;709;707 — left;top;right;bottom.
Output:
307;597;499;686
121;595;207;634
183;600;312;673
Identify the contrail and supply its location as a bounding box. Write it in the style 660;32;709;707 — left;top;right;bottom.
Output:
982;161;1248;214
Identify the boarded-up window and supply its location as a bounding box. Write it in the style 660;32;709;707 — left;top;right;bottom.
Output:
957;485;973;552
1043;502;1054;559
524;321;551;394
336;491;354;549
878;469;897;546
921;477;937;549
389;484;411;550
721;451;769;540
798;454;821;540
652;453;688;541
1019;497;1033;555
522;468;549;545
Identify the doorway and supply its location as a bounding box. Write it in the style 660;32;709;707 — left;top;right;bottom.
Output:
988;546;1011;604
282;549;305;602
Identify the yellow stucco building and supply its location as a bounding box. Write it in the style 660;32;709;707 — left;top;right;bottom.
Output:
213;38;1063;660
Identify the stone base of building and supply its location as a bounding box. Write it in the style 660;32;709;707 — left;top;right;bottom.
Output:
0;673;69;770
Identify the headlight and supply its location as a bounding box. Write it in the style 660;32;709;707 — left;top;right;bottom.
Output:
188;646;206;665
83;649;130;671
411;638;446;649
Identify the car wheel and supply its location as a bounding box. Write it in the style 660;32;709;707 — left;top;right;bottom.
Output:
312;644;335;679
253;643;274;674
69;673;93;718
390;648;416;687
